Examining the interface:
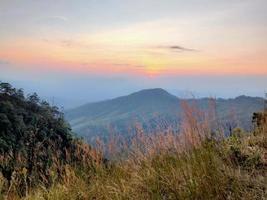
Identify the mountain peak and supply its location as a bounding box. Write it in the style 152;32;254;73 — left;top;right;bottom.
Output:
129;88;173;97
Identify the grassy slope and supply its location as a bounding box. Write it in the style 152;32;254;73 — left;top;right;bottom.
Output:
22;125;267;200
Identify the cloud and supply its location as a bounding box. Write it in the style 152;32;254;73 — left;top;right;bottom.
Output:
0;59;10;65
58;40;75;47
42;38;90;49
168;45;196;52
111;63;145;69
156;45;197;52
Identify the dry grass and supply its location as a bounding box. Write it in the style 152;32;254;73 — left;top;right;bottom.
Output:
2;102;267;200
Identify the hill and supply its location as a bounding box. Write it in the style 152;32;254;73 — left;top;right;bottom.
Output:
65;89;264;141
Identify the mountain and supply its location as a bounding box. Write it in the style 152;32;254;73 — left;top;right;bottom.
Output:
65;89;264;141
65;88;182;140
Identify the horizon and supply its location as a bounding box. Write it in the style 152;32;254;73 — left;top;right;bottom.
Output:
1;81;265;110
65;87;265;111
1;0;267;108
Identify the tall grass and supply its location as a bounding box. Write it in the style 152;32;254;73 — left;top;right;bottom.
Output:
2;102;267;200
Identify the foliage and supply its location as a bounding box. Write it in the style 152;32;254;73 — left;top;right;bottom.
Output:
0;82;98;198
21;126;267;200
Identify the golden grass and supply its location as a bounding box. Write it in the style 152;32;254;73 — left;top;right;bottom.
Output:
19;129;267;200
2;103;267;200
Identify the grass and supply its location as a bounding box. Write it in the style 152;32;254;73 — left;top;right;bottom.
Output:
20;129;266;200
1;106;267;200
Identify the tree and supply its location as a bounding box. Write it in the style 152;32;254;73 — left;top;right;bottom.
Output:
0;82;14;95
27;92;40;104
0;82;96;196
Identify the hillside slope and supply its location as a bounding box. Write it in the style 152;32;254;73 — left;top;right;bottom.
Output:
65;89;264;140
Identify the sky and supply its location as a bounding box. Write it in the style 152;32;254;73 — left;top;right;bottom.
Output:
0;0;267;108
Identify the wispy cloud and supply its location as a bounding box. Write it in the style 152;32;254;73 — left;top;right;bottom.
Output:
58;39;75;47
0;59;10;65
42;38;89;48
168;45;196;52
157;45;197;52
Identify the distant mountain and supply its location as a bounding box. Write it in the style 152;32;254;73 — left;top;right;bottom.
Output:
65;89;264;141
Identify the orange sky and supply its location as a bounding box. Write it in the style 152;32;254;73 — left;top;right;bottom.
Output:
0;0;267;77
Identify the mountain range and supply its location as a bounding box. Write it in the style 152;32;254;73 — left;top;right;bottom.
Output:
65;88;264;141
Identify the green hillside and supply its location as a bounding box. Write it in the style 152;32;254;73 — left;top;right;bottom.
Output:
66;89;264;140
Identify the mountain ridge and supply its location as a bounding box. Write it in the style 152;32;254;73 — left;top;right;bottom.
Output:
65;88;264;141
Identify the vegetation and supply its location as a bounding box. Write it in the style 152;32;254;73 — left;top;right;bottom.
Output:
25;112;267;200
1;83;266;199
0;82;99;199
